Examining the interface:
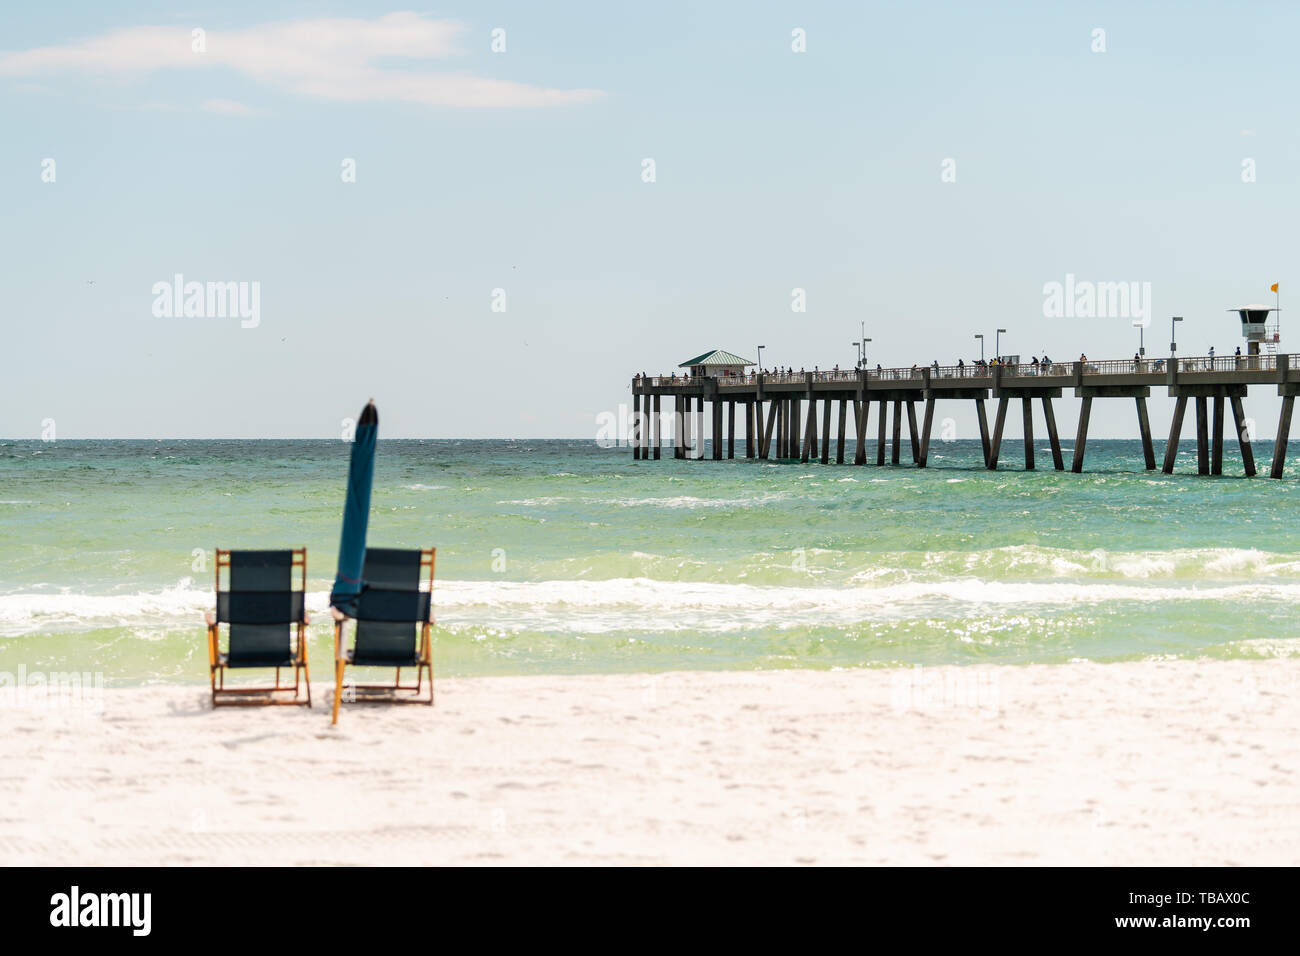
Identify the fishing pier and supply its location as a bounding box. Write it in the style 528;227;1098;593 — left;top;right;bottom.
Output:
630;346;1300;478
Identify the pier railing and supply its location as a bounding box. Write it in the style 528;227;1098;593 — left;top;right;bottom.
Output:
637;354;1280;389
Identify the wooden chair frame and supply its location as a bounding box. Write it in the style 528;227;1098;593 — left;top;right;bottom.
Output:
332;548;435;724
207;547;312;707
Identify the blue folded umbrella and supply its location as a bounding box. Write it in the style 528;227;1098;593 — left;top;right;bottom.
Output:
329;401;378;615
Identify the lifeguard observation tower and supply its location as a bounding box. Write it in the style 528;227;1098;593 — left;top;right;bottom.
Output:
1230;304;1279;356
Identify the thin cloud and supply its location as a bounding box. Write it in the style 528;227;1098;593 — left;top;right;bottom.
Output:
0;11;604;109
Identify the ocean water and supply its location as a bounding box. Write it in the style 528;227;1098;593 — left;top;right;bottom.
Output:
2;438;1299;684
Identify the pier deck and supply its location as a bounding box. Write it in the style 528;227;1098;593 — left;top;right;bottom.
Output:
630;355;1300;477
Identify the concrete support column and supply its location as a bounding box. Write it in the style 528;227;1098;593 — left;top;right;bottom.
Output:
988;397;1009;470
1211;395;1225;475
906;401;920;465
891;400;902;465
746;401;756;459
836;399;847;464
876;400;887;466
1231;395;1256;477
652;394;661;460
1195;396;1209;475
820;398;832;464
854;399;868;465
1072;396;1092;473
1022;396;1035;471
1041;397;1064;470
975;398;991;468
696;398;705;460
762;401;777;459
785;398;795;463
1271;395;1294;479
801;397;816;463
1163;395;1187;474
674;396;685;459
712;399;723;461
776;400;786;459
727;400;735;460
918;397;935;468
632;392;642;460
1135;397;1155;470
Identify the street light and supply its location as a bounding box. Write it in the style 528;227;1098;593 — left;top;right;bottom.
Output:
852;342;861;368
996;328;1007;361
756;345;766;370
1170;316;1183;356
863;337;873;368
974;333;984;362
1133;320;1145;357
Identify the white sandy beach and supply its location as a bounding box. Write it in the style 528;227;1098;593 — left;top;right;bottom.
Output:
2;660;1297;866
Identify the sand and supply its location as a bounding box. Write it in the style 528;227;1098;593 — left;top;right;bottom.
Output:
1;659;1297;866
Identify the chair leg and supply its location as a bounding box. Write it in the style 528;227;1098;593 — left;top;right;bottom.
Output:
338;660;348;723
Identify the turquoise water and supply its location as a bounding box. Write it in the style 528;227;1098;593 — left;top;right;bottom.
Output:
2;438;1298;683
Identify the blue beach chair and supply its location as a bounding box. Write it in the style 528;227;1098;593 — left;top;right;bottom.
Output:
331;547;436;724
205;548;311;707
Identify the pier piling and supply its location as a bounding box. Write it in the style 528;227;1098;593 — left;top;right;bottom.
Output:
988;397;1009;470
1163;396;1187;474
1042;397;1064;470
854;400;868;465
877;400;887;465
746;400;756;459
1136;397;1155;469
1072;396;1092;473
1211;396;1225;475
919;397;935;468
1022;396;1035;470
1272;395;1294;479
1231;396;1255;476
821;399;832;465
906;401;920;465
975;399;991;467
727;401;735;459
1195;397;1210;475
653;394;661;459
836;399;847;464
891;400;903;465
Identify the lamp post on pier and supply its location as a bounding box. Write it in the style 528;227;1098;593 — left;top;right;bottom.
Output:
1170;316;1183;356
996;328;1007;361
975;333;984;363
756;345;766;371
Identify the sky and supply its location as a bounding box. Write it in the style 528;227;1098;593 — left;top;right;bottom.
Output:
2;1;1298;439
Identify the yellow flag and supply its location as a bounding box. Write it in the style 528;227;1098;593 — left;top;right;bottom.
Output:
1272;283;1279;293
